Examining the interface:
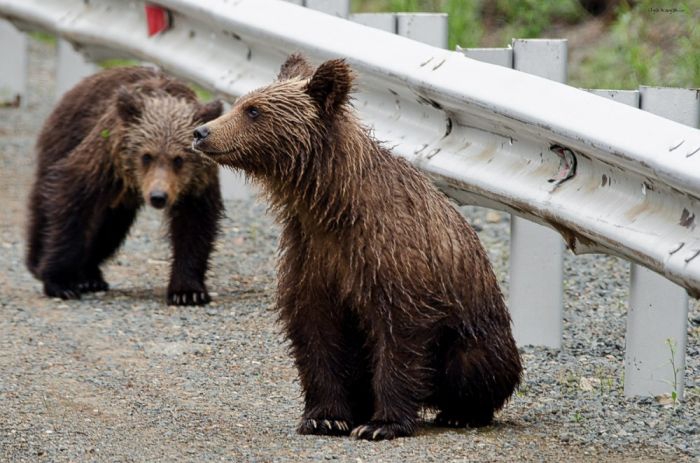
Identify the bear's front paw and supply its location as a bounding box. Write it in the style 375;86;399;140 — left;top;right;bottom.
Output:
298;418;352;436
350;420;414;441
43;280;81;300
167;289;211;306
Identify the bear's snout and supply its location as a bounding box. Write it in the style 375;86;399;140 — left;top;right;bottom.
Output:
149;191;168;209
193;125;210;146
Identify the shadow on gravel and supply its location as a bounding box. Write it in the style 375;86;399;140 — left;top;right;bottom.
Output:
86;287;166;305
406;417;525;440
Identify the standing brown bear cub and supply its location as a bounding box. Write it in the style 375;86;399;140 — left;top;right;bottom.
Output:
27;67;224;305
194;55;522;440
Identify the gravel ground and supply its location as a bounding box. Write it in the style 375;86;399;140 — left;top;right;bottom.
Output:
1;38;698;462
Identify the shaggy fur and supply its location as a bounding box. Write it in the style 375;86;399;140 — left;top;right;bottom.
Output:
27;66;224;305
194;54;522;440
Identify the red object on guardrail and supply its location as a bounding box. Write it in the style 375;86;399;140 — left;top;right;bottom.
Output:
145;4;171;37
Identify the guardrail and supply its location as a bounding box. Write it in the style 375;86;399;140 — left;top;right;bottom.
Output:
1;0;698;400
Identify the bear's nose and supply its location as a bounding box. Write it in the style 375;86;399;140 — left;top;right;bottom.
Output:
193;125;210;142
149;191;168;209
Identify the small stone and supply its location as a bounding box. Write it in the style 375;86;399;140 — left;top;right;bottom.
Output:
655;394;676;406
579;377;600;391
485;211;502;223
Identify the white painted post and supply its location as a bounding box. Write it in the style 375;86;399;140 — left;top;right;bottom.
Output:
622;86;698;399
0;19;27;107
55;39;99;98
586;89;639;108
458;47;513;68
626;267;689;398
305;0;350;18
396;13;448;49
350;13;397;33
219;168;256;201
509;39;568;348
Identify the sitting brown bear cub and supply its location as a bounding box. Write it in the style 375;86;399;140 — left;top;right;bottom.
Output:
27;67;223;305
194;54;522;440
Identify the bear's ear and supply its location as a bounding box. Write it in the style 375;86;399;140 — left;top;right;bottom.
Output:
116;87;143;124
194;100;224;123
305;59;353;115
277;53;314;80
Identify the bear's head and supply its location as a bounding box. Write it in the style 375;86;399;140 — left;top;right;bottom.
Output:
192;55;353;179
116;79;223;209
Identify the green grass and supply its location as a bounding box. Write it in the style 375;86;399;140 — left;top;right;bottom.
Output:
573;0;700;88
189;83;214;102
486;0;584;43
98;58;140;69
29;31;56;45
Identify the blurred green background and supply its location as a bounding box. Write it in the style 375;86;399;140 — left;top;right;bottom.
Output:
352;0;700;89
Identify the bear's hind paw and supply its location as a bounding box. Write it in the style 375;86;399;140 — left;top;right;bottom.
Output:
167;290;211;306
350;420;414;441
298;418;352;436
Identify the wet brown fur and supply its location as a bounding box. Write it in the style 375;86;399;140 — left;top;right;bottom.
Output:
27;66;224;304
196;54;522;440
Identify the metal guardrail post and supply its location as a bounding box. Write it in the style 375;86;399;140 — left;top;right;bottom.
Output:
352;11;448;48
622;87;698;399
396;13;448;49
305;0;349;18
509;39;568;349
0;19;27;107
627;265;689;398
459;47;513;68
350;13;396;33
55;39;99;98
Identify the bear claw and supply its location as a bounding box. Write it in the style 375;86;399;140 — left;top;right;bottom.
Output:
298;418;351;436
434;411;492;428
43;281;81;300
350;421;414;441
434;413;468;428
167;290;211;306
78;278;109;293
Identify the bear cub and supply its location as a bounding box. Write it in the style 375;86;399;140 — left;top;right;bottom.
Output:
194;54;522;439
27;66;224;305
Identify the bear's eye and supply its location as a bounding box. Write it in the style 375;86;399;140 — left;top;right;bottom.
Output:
173;156;183;169
246;106;260;120
141;153;153;166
